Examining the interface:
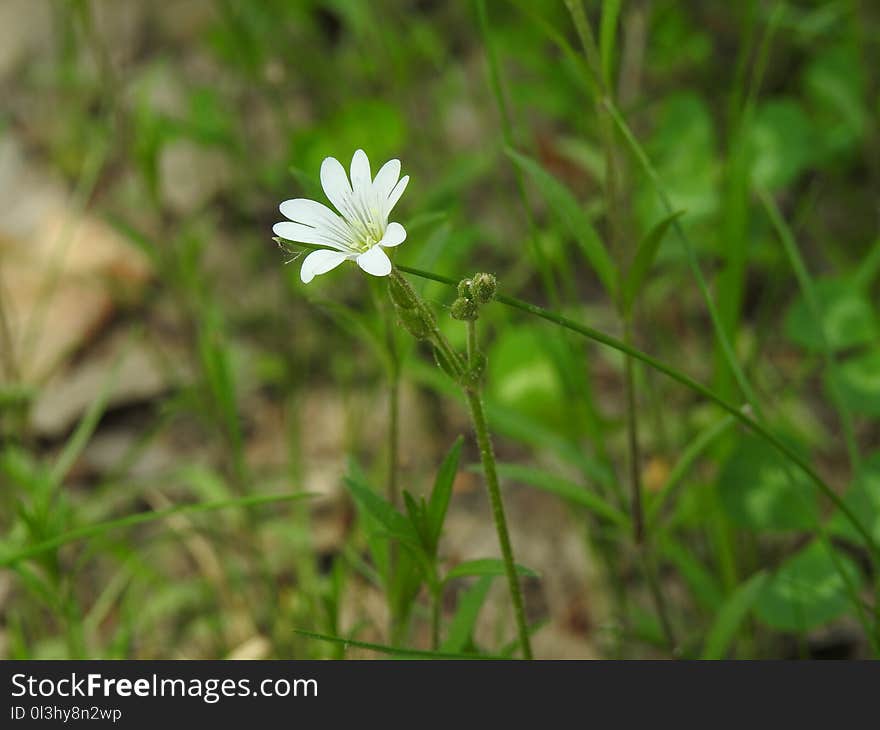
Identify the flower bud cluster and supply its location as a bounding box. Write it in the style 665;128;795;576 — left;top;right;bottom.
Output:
450;272;497;321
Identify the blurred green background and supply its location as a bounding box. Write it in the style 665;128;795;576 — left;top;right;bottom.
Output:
0;0;878;659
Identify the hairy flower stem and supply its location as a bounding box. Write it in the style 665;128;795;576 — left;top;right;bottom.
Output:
465;388;533;660
385;313;401;509
388;267;532;658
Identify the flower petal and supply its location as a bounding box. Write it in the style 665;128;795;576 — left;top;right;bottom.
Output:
372;159;401;203
379;221;406;247
272;221;349;251
280;198;338;227
350;149;372;196
300;249;349;283
320;156;354;218
356;244;392;277
279;198;357;249
385;175;409;217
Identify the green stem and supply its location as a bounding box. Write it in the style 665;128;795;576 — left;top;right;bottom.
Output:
476;0;560;305
387;267;532;656
760;190;861;472
385;311;402;508
431;587;442;650
395;263;879;561
465;387;533;659
623;320;644;543
640;551;677;654
466;320;477;364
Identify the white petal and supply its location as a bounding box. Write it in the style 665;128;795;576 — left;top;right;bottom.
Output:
372;159;401;202
320;156;354;218
379;221;406;247
273;221;349;251
385;175;409;217
356;245;392;277
300;249;349;283
279;198;357;248
350;149;372;196
280;198;338;227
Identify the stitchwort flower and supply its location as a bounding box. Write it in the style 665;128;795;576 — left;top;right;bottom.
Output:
273;149;410;283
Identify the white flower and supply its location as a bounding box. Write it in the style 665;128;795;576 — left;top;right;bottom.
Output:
273;149;410;283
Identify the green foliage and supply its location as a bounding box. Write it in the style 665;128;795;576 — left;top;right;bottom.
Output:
622;210;684;315
753;542;862;632
702;572;768;659
445;559;537;582
832;453;880;545
785;279;877;352
717;437;817;531
830;350;880;418
487;327;567;430
5;0;880;661
506;148;616;297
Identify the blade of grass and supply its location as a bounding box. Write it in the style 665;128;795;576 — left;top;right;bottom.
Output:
293;628;501;660
0;493;314;568
759;189;860;471
601;99;763;420
50;335;132;486
647;414;737;528
475;0;560;304
701;571;767;659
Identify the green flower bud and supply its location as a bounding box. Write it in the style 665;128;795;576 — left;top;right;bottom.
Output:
450;297;478;321
469;272;497;304
457;278;472;298
388;275;418;310
397;306;434;340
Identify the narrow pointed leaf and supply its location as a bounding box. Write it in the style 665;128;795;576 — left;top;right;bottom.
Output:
445;558;538;583
441;576;494;653
702;572;768;659
427;437;463;550
494;463;629;527
623;210;684;314
505;147;617;297
344;475;419;546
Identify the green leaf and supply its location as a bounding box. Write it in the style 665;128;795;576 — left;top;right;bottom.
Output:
717;436;817;531
637;92;718;227
599;0;622;87
784;278;876;353
445;558;537;583
343;474;420;547
494;463;628;527
622;210;684;314
831;452;880;545
402;491;429;549
754;542;862;631
661;537;724;612
505;147;617;297
829;348;880;418
487;327;568;431
803;44;866;159
702;572;768;659
441;576;494;653
427;437;463;551
748;99;817;190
